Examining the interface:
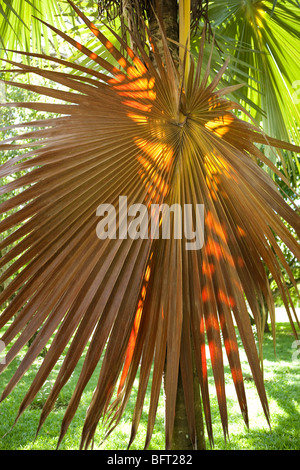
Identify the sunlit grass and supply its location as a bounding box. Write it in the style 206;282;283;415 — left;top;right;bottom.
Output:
0;322;299;450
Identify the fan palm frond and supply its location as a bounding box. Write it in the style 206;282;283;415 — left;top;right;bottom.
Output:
209;0;300;177
0;0;71;63
0;0;299;450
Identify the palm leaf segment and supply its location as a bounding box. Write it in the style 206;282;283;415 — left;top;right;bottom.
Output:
0;1;299;450
0;0;69;62
209;0;300;174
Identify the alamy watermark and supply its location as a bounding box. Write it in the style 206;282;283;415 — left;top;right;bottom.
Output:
292;80;300;105
0;80;6;103
0;340;6;365
292;340;300;362
96;196;204;250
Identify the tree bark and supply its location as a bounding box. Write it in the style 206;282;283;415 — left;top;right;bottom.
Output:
146;0;179;67
171;362;206;450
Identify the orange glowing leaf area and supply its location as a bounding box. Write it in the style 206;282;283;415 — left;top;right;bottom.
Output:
205;114;234;137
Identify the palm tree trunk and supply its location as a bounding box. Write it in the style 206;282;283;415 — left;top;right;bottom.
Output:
147;0;206;450
115;0;206;450
146;0;179;68
171;361;206;450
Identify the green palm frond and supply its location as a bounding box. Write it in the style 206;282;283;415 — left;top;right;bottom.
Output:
0;0;299;450
209;0;300;177
190;32;264;116
0;0;71;62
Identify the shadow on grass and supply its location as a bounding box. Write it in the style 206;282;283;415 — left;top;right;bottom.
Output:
208;323;300;450
0;355;99;450
0;354;166;450
0;323;299;450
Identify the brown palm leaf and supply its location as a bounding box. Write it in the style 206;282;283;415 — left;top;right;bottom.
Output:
0;1;299;450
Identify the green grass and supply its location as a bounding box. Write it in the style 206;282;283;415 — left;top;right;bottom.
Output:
0;322;299;450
